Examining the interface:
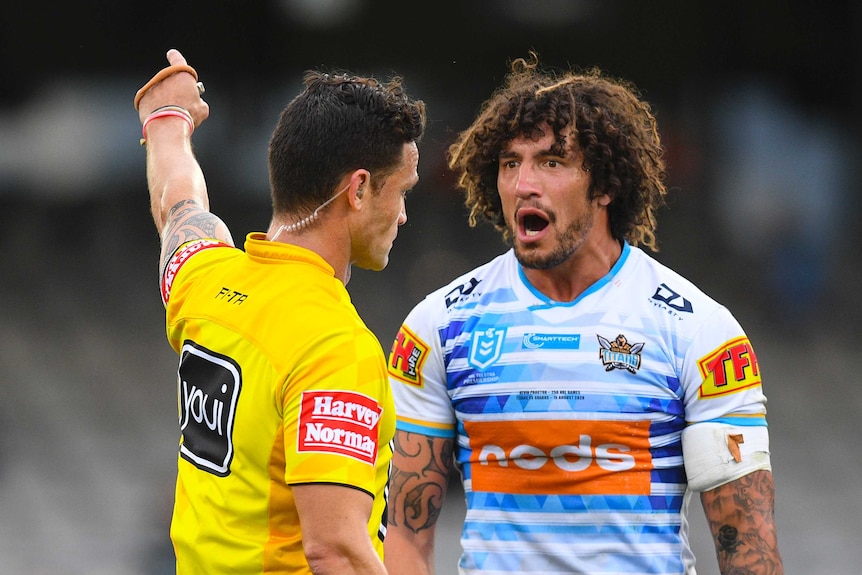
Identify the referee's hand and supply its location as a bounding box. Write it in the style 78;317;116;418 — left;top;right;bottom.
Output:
135;48;209;129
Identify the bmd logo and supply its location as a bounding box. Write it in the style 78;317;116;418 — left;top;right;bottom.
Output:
651;283;693;313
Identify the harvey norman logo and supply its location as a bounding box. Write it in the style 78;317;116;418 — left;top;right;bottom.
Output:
298;390;382;465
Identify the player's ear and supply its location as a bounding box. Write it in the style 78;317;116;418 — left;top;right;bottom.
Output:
347;169;371;209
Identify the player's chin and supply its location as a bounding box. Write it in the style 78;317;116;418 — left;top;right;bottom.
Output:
513;245;557;270
357;251;391;272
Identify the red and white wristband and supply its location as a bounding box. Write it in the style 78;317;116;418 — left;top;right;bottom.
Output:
140;105;194;146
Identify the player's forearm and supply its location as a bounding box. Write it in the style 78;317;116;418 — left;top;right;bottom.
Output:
384;529;434;575
700;469;784;574
295;483;389;575
302;522;389;575
145;119;208;233
305;546;388;575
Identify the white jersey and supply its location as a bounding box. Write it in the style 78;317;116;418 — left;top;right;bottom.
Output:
387;243;768;575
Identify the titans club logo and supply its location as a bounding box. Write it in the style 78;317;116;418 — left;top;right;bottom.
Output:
597;333;644;374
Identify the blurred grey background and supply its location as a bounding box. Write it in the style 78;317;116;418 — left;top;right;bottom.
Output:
1;1;860;573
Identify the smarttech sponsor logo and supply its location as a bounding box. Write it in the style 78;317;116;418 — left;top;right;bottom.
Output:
522;333;581;350
298;390;382;465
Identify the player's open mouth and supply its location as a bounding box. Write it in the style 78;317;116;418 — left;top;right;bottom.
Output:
518;210;549;238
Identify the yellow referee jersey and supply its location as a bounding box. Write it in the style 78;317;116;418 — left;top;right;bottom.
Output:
160;232;395;574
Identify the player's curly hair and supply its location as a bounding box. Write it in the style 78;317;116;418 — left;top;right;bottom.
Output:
447;52;667;251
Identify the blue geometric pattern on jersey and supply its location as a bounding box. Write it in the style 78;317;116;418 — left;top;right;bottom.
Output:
454;392;684;419
653;466;686;484
650;444;684;462
461;491;689;574
665;375;682;396
467;491;686;513
465;521;681;539
462;550;685;574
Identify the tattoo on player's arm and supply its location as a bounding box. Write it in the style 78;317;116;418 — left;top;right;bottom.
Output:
162;200;227;251
701;470;784;575
390;432;454;534
716;524;740;554
166;199;202;221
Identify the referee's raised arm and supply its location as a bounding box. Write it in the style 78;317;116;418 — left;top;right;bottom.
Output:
135;48;233;273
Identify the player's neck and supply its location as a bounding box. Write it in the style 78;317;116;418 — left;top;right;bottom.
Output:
520;236;622;303
266;219;352;284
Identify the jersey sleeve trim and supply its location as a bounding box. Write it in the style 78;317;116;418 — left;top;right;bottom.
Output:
695;414;767;427
287;481;374;499
161;239;232;307
395;416;456;438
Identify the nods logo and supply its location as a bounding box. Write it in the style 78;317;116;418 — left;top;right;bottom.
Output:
465;419;652;495
178;341;241;477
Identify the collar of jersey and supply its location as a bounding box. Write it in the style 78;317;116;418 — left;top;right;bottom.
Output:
518;240;630;308
244;232;336;276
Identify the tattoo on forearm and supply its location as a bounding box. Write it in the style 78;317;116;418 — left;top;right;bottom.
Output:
701;470;784;574
401;483;443;532
161;199;223;259
717;525;740;554
166;199;201;220
184;212;222;238
390;433;454;534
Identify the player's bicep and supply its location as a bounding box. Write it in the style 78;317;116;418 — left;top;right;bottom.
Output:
159;199;234;269
389;430;454;534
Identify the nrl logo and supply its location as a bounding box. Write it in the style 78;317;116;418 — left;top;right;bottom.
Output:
469;327;506;371
597;333;644;374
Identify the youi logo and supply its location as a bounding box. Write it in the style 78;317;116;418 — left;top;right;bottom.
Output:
177;341;242;477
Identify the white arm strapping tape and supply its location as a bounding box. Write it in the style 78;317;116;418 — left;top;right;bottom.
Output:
682;422;771;492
